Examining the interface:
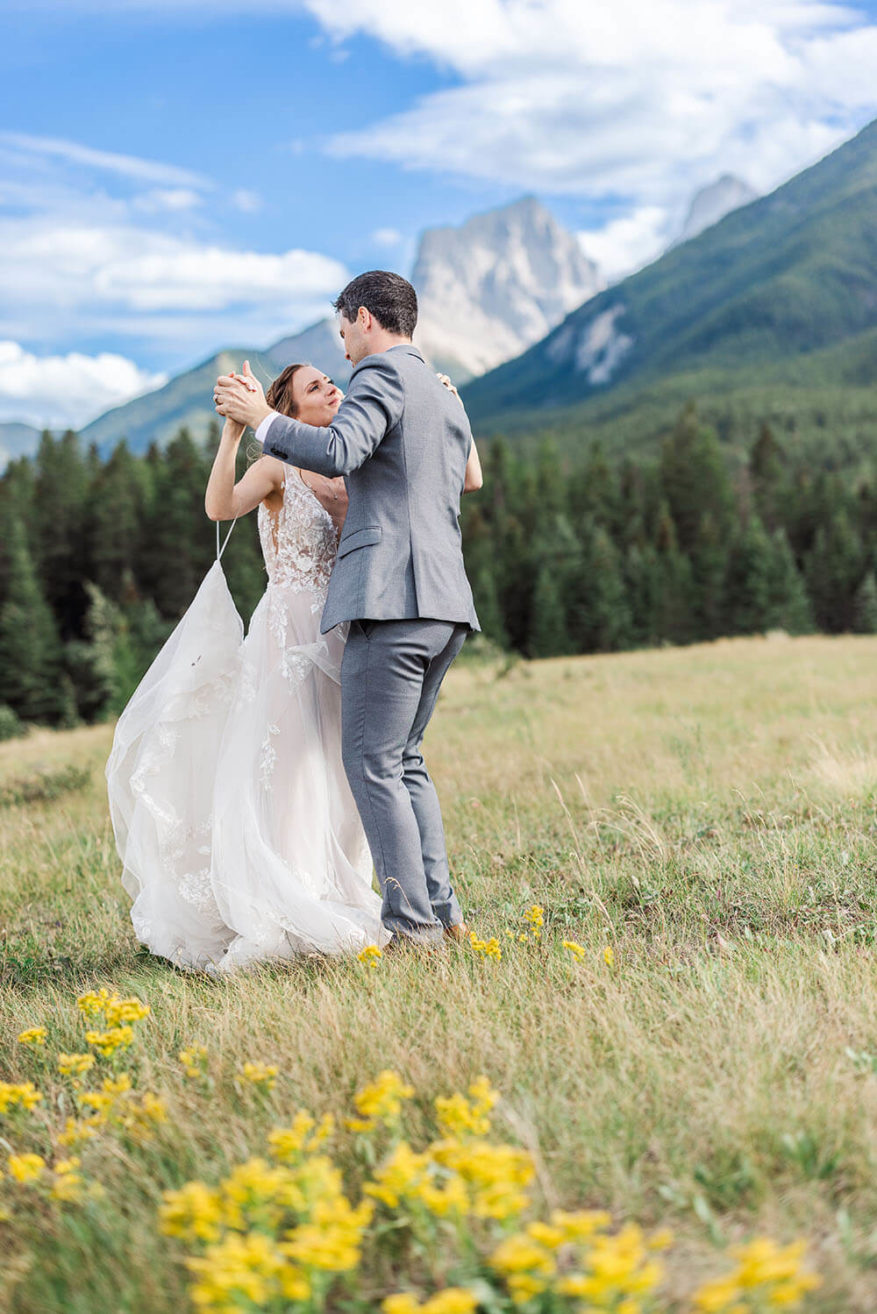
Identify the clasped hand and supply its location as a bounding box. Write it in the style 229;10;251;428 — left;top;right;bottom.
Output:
214;360;272;431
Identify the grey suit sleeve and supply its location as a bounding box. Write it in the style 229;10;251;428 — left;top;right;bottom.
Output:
262;353;405;476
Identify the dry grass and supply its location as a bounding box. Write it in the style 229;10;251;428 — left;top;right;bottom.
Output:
1;634;876;1311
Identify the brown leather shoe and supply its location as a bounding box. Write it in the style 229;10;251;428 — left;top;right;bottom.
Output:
443;921;470;943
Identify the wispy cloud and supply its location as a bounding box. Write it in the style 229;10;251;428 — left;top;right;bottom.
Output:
0;131;209;189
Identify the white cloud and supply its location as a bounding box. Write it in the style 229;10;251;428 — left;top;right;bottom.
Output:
312;0;877;238
0;218;347;311
578;206;671;283
0;341;166;429
370;226;403;247
133;188;204;213
232;188;263;213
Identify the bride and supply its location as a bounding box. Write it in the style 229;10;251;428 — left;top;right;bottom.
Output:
106;360;481;973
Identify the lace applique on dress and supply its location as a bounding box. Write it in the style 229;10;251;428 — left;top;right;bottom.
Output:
258;469;337;597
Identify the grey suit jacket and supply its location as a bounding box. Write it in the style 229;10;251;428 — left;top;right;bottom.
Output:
262;344;481;636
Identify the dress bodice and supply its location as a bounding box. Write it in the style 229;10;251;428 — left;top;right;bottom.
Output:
258;466;337;595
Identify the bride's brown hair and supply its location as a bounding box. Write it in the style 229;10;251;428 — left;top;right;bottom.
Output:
266;363;307;418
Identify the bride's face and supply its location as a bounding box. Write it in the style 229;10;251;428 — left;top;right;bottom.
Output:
292;367;343;427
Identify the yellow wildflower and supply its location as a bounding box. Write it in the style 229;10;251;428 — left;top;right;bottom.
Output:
346;1069;414;1131
382;1297;420;1314
469;932;502;960
160;1180;225;1243
84;1025;134;1056
414;1173;469;1217
435;1075;500;1138
694;1236;821;1311
281;1196;373;1273
76;988;120;1018
549;1207;613;1242
432;1138;533;1220
57;1116;99;1148
238;1061;278;1089
364;1141;430;1208
358;944;383;967
0;1081;43;1113
17;1026;47;1046
179;1044;208;1080
562;940;586;961
58;1053;96;1077
491;1232;556;1277
604;945;615;968
556;1223;663;1305
101;1073;132;1096
382;1292;479;1314
7;1153;46;1184
185;1232;294;1311
104;997;150;1026
268;1111;334;1162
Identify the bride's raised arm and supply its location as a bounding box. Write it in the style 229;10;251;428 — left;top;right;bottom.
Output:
205;411;285;521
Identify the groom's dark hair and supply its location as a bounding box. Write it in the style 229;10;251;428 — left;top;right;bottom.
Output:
333;271;418;338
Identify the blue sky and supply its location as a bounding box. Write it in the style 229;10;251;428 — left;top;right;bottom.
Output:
3;0;877;427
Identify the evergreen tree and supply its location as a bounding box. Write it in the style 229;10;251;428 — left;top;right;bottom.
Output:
528;561;571;657
749;422;786;532
471;561;509;648
653;503;695;645
33;429;89;636
724;514;774;635
88;440;145;603
804;508;862;632
660;403;734;554
140;429;212;617
567;523;631;653
767;530;813;633
853;570;877;634
63;582;122;722
0;516;64;722
690;512;728;640
624;543;662;648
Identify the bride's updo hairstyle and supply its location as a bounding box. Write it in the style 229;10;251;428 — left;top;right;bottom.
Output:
266;363;307;418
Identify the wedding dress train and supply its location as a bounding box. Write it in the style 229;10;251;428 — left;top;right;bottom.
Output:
106;465;387;972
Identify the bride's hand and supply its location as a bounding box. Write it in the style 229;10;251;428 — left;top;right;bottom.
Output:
437;372;462;403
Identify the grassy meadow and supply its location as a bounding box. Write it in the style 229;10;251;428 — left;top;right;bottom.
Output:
1;633;876;1312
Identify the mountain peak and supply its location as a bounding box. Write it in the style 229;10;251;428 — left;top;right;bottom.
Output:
678;173;760;244
412;196;604;380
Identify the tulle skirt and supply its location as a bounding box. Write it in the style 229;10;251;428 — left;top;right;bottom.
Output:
106;562;387;973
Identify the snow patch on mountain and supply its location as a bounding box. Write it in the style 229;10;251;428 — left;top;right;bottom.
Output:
547;304;634;385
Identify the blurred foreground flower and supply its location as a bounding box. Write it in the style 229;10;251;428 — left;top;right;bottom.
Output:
17;1027;47;1047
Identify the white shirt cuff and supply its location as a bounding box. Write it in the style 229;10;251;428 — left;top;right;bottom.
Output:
255;410;279;446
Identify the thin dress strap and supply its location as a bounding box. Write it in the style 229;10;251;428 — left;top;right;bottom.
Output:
216;519;237;561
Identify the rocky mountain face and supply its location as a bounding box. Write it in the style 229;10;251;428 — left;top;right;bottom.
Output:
676;174;760;244
412;196;603;381
463;117;877;426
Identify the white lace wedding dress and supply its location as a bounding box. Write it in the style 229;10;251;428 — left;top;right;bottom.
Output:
106;466;388;972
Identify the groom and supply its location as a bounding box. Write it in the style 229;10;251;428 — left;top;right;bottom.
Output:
214;270;480;948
